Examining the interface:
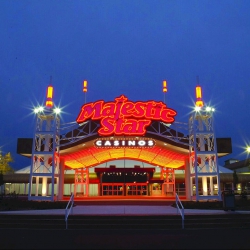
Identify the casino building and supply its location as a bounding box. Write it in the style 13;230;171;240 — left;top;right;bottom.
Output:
13;82;232;201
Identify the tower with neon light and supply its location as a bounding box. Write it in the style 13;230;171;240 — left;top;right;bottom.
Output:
188;83;221;201
28;82;61;201
73;80;90;198
161;80;176;196
162;80;167;104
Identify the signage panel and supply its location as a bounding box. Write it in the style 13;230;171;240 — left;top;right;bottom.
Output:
76;95;177;136
94;138;156;148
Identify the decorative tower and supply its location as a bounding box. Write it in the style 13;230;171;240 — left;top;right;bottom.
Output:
188;84;221;201
162;80;167;104
160;80;176;196
83;79;88;104
28;83;61;201
73;80;90;197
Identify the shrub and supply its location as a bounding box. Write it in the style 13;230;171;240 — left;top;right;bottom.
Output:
0;196;69;211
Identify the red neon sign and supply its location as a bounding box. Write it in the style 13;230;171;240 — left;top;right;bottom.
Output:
76;95;177;136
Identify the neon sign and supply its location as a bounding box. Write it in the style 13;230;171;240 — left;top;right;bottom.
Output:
94;138;155;148
76;95;177;136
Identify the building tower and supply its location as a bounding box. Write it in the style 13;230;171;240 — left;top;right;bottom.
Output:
188;85;221;201
28;84;61;201
73;80;90;197
161;80;176;196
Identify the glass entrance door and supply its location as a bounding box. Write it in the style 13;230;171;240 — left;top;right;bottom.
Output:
126;184;147;196
102;183;124;196
101;183;148;196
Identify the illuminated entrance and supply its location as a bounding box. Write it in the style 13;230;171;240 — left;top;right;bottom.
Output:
73;161;161;197
96;167;154;197
71;157;179;198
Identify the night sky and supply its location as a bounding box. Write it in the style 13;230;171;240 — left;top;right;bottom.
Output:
1;0;250;170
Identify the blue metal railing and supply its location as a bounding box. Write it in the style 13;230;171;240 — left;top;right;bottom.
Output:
175;193;185;229
65;192;74;229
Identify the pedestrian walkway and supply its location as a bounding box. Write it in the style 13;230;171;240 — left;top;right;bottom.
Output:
1;204;250;215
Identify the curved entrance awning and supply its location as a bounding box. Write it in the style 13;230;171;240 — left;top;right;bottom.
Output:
60;121;190;169
61;141;188;169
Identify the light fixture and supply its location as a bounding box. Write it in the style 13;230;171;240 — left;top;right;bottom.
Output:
83;80;88;92
46;85;54;108
205;106;215;112
54;107;61;114
162;80;167;93
195;85;204;108
34;107;39;114
195;106;201;112
34;106;44;114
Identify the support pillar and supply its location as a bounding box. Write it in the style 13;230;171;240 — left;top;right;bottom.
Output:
202;176;207;196
210;176;214;195
74;168;89;197
185;158;191;200
58;158;65;200
42;177;47;196
161;167;175;196
35;177;39;196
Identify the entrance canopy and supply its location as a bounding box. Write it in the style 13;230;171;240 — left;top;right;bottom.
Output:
60;137;188;169
59;120;190;169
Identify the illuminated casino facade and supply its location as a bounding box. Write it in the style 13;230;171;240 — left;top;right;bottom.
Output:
14;81;232;201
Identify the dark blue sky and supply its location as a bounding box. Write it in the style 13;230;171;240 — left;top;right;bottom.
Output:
1;0;250;170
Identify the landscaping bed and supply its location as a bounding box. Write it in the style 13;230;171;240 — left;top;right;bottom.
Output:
172;196;250;211
0;195;69;211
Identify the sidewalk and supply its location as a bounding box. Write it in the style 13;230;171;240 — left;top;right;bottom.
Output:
1;204;250;215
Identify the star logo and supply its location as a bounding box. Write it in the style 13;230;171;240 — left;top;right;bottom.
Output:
115;95;128;103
